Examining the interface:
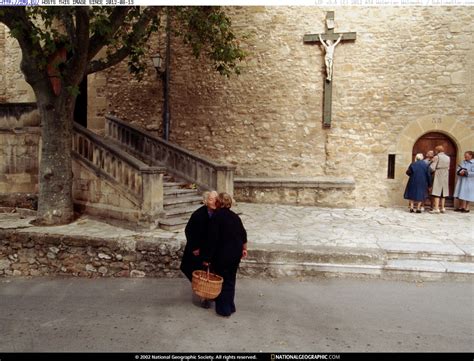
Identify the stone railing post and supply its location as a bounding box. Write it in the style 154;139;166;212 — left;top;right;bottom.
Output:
215;166;235;196
141;167;165;218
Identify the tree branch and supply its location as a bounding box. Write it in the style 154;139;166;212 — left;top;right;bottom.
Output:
87;46;130;74
87;6;160;75
63;7;90;85
59;8;76;46
87;6;132;62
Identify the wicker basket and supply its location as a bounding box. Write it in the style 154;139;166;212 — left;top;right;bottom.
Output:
192;268;223;300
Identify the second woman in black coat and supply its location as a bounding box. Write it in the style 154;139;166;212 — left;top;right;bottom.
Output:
202;192;248;317
180;191;218;281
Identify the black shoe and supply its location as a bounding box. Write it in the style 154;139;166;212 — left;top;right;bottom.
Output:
454;208;463;212
216;312;231;318
409;209;414;213
200;300;211;309
416;210;422;213
460;209;470;213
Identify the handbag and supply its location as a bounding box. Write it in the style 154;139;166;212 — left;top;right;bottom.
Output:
457;166;468;176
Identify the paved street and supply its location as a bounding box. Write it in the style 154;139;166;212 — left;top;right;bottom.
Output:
0;277;472;352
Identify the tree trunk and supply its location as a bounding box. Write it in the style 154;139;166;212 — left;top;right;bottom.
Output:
34;94;75;225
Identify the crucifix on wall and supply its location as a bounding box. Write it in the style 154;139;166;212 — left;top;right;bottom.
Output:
304;11;356;128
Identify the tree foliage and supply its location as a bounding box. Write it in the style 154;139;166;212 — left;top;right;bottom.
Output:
0;6;246;89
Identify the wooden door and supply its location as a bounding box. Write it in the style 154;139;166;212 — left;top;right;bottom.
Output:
412;132;457;203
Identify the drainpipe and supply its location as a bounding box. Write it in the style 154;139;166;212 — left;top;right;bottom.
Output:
163;8;171;141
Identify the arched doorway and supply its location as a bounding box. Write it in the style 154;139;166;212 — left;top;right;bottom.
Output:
412;132;457;205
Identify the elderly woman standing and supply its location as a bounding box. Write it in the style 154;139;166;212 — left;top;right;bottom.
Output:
180;191;218;282
404;153;432;213
202;192;248;317
454;151;474;213
430;145;451;213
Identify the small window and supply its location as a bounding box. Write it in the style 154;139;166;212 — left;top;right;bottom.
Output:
387;154;396;179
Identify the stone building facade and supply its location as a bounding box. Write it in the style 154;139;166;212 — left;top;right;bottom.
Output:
1;6;473;207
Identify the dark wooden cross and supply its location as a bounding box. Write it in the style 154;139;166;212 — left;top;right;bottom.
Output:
304;11;356;128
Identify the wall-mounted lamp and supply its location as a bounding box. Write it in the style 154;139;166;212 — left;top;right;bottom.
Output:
151;53;164;76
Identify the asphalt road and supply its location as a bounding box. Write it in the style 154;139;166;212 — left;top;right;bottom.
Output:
0;277;472;352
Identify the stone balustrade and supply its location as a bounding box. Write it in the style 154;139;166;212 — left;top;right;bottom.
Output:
234;177;356;207
72;123;166;221
105;115;235;195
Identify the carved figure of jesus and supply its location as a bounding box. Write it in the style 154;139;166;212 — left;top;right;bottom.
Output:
318;34;342;81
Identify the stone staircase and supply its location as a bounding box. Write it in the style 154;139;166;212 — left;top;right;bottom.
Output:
71;116;234;231
99;134;204;229
97;136;205;231
159;174;203;231
97;115;234;231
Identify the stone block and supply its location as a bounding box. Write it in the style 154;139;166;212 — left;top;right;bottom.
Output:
0;259;11;270
451;71;469;85
436;76;450;86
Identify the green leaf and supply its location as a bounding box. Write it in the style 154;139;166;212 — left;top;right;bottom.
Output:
66;85;80;98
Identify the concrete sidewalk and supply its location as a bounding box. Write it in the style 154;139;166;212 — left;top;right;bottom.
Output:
0;204;473;280
236;204;473;280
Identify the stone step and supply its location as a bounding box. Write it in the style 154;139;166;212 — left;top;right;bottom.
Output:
158;216;189;231
240;244;474;281
163;174;180;182
240;258;474;281
164;188;200;198
384;259;474;274
163;195;203;208
163;182;190;188
247;244;386;266
163;204;201;218
240;245;474;281
380;242;471;262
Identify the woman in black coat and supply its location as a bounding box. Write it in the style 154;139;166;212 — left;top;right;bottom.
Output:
180;191;217;281
202;192;248;317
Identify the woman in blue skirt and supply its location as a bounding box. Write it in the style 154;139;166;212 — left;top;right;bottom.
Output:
404;153;432;213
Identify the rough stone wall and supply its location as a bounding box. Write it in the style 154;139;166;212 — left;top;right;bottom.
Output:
97;32;164;134
0;228;183;278
0;25;35;102
0;25;5;102
101;6;473;206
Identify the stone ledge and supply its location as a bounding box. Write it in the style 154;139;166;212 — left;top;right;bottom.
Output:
234;177;355;189
0;127;40;133
247;243;385;266
234;177;356;207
